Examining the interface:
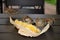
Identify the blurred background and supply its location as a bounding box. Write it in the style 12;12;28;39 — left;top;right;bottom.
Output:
45;0;56;14
0;0;59;15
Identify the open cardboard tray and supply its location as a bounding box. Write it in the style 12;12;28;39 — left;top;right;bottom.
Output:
0;14;60;40
10;16;51;37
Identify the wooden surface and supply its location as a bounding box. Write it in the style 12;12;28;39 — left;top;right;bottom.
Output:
0;14;60;40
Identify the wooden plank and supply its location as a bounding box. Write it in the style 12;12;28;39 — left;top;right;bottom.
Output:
51;26;60;33
53;20;60;25
0;14;60;18
0;25;17;32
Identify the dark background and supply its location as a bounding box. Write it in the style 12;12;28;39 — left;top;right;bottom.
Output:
57;0;60;14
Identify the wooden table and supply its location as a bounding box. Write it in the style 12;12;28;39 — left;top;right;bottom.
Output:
0;14;60;40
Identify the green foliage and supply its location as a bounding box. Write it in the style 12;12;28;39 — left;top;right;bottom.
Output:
45;0;56;5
